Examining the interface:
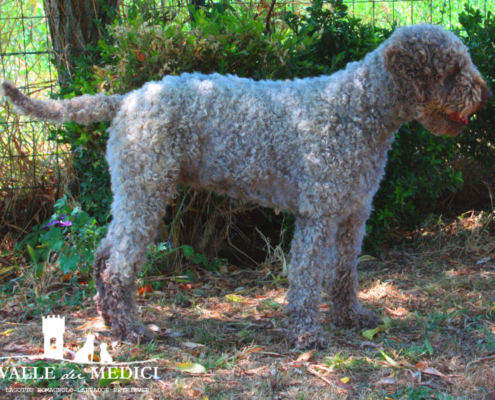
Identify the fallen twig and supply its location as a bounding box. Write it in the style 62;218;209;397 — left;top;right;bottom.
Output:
466;354;495;368
307;366;335;386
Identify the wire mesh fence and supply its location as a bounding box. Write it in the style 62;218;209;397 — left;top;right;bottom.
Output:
0;0;492;234
1;0;64;233
347;0;489;27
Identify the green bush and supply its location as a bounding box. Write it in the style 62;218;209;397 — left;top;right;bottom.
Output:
285;0;390;74
367;123;463;242
457;5;495;167
95;6;316;94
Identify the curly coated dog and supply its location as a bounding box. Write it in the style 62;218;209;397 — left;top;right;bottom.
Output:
2;24;491;348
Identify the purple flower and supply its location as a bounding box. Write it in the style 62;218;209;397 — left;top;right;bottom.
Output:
43;221;58;228
168;239;173;249
43;218;73;229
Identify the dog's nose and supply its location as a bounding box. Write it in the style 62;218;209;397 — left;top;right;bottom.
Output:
477;84;492;111
482;86;492;102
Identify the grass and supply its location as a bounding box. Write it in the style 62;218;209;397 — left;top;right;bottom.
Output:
1;212;495;399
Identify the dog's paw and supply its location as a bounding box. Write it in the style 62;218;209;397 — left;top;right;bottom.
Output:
125;322;156;344
332;303;381;330
112;315;156;344
290;326;329;349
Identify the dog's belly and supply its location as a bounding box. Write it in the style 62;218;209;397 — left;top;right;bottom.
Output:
179;165;300;212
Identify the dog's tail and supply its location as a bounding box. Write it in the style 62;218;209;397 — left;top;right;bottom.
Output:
1;81;123;125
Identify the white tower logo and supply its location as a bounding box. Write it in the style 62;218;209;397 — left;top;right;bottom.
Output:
42;315;65;360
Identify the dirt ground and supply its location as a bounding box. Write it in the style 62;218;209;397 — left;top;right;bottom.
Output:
1;213;495;399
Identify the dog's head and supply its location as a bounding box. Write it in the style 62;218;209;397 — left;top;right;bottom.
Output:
383;24;491;137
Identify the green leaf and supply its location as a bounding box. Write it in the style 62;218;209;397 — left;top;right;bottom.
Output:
174;362;206;374
59;253;80;274
362;327;380;340
35;263;44;277
226;294;245;303
27;245;39;263
185;269;195;282
377;349;400;368
181;245;195;259
362;317;392;340
425;338;434;355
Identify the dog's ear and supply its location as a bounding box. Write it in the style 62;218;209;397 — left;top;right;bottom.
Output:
382;35;433;103
439;63;462;91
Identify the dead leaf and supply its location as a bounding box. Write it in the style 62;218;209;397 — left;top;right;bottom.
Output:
361;341;381;348
415;362;445;377
378;349;400;368
334;380;354;390
129;348;140;356
246;346;264;354
182;342;205;349
257;351;283;357
358;255;377;262
138;284;153;295
148;324;160;332
163;329;184;337
376;377;397;385
0;266;14;275
174;362;206;374
136;50;147;62
296;350;316;362
75;318;108;331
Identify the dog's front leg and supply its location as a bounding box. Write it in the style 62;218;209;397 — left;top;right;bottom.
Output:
285;217;335;348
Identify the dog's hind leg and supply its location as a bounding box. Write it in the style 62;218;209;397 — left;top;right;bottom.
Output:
93;133;179;342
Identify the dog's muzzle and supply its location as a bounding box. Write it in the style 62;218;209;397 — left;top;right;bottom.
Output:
478;84;492;111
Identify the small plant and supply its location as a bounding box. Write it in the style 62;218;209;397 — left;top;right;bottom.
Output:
325;352;374;372
181;245;225;272
143;241;225;276
19;196;107;276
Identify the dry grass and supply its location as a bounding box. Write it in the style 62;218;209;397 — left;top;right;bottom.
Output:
1;212;494;399
1;93;72;237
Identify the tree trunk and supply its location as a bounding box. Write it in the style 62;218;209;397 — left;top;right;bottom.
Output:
43;0;120;85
